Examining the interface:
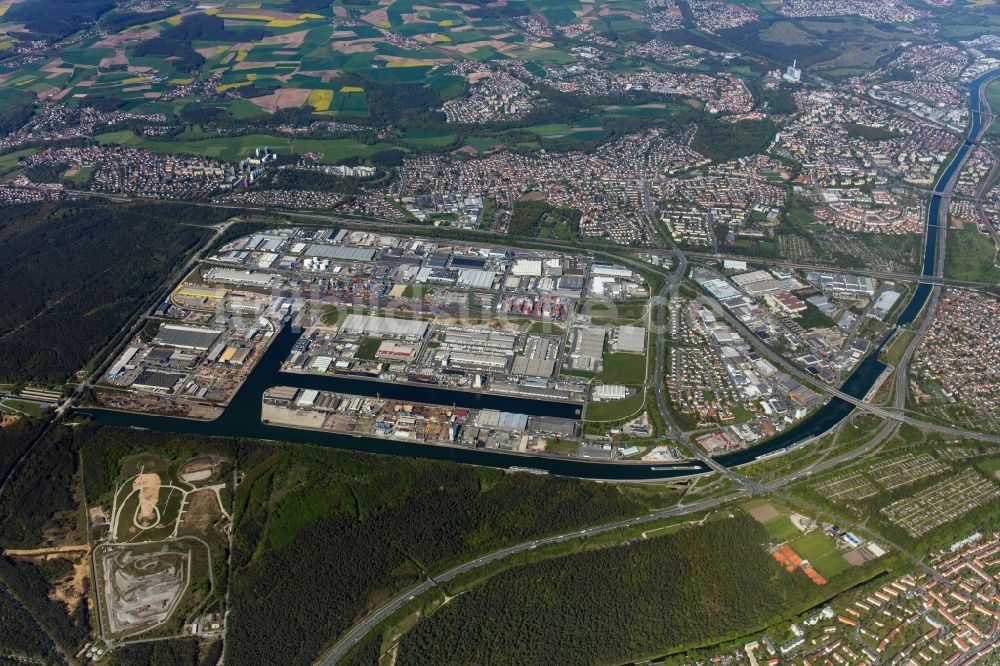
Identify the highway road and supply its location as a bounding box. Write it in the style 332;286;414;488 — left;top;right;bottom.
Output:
679;251;996;290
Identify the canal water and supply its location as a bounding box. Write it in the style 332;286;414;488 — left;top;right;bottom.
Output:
83;69;998;480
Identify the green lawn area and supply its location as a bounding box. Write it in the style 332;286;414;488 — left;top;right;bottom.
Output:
579;300;646;325
526;321;564;336
560;368;597;380
882;329;914;367
323;306;369;326
544;438;581;455
64;165;94;186
987;80;1000;118
584;387;645;422
355;337;382;361
0;399;49;417
401;285;426;300
595;353;646;384
0;147;37;176
790;531;850;579
945;228;1000;282
763;516;800;543
95;130;402;164
323;305;429;326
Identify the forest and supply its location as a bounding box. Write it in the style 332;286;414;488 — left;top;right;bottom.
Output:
0;417;46;487
6;0;113;41
691;116;778;162
395;516;833;664
0;201;216;384
225;444;661;665
107;638;222;666
0;422;678;664
509;200;582;240
0;580;58;663
0;424;82;549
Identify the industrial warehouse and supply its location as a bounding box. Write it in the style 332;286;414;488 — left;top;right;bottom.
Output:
262;387;578;454
91;227;651;426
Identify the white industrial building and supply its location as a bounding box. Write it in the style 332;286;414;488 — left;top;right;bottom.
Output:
339;314;429;339
593;384;628;401
204;267;277;288
616;326;646;353
512;259;543;277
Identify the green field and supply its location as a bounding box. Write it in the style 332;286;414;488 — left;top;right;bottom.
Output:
0;399;48;417
584;388;645;422
763;515;800;542
945;228;1000;282
355;337;382;361
0;147;37;176
789;531;850;579
95;130;401;164
989;80;1000;137
595;353;647;384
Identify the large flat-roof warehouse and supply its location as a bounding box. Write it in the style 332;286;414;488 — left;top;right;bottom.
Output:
616;326;646;353
339;314;429;339
155;324;223;351
304;245;377;262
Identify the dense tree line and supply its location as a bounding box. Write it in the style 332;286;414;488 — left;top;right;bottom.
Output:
21;163;66;184
80;95;126;113
466;0;530;18
396;517;823;665
0;96;35;138
0;422;87;659
107;637;220;666
0;557;88;657
98;8;176;34
509;200;581;240
0;418;46;487
340;634;382;666
356;79;446;126
0;581;57;663
691;116;777;162
224;445;649;665
0;425;81;549
0;201;212;384
719;20;837;68
6;0;113;41
256;168;386;195
135;14;267;74
756;84;798;116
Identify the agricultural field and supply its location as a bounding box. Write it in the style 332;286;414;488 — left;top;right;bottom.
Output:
0;0;656;120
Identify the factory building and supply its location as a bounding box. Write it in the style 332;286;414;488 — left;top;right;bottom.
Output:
339;314;429;340
616;326;646;353
154;324;223;351
512;259;543;277
571;326;606;371
203;267;277;288
304;245;376;262
447;351;510;372
443;328;517;353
